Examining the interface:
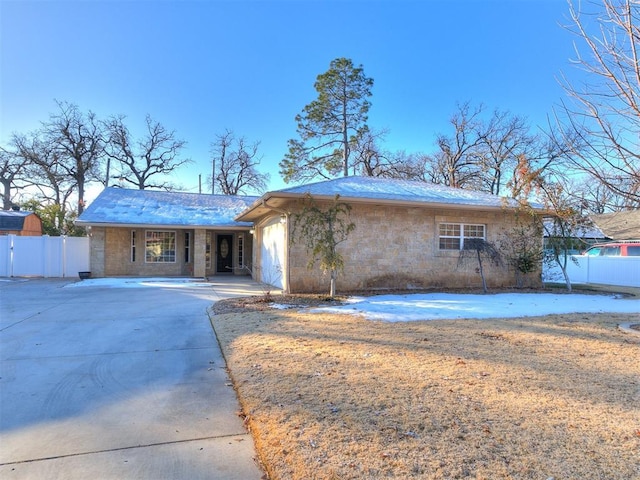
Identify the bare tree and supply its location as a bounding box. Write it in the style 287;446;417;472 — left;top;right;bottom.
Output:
477;109;535;195
11;131;78;232
427;103;569;202
104;114;190;190
350;127;388;177
427;102;485;189
41;101;105;215
571;178;625;213
0;145;30;210
211;130;269;195
350;128;429;180
557;0;640;209
12;131;76;207
457;238;503;293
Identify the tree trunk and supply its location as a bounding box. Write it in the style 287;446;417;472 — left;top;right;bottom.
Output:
329;270;337;298
558;256;573;292
561;267;573;293
342;98;349;177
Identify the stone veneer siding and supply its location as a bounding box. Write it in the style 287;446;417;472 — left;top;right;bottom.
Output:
286;203;541;293
89;226;252;278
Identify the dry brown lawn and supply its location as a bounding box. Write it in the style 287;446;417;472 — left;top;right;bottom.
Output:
210;295;640;480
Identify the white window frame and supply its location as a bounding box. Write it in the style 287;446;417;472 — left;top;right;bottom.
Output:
238;233;244;269
438;223;486;250
145;230;177;263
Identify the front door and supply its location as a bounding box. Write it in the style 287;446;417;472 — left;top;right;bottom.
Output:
216;234;233;274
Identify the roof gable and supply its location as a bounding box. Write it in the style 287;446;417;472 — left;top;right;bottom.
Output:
77;188;259;228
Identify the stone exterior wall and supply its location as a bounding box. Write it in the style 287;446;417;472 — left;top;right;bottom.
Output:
286;203;541;293
103;228;190;277
88;227;106;277
88;226;253;278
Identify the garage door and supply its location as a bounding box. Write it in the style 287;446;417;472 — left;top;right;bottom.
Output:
260;216;286;289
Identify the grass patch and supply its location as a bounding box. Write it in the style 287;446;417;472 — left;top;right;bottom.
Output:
211;299;640;480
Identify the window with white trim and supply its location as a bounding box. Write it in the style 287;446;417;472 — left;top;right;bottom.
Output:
145;230;176;263
439;223;485;250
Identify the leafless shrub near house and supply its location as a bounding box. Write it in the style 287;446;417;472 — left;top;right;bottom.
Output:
458;238;504;293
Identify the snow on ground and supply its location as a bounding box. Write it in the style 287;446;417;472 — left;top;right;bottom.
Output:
65;277;213;289
309;292;640;322
64;277;640;321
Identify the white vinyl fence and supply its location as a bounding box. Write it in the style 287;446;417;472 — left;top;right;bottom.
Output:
543;254;640;288
0;235;90;278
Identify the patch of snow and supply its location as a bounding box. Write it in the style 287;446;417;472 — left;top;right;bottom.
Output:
65;277;212;289
270;303;300;310
309;292;640;322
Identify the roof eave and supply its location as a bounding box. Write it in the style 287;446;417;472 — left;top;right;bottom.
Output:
75;221;253;230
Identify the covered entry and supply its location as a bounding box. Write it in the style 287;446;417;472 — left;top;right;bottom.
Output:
203;231;251;277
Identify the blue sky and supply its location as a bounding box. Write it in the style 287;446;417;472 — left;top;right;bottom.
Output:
1;0;580;196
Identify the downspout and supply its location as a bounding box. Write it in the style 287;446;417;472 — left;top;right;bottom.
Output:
261;198;290;294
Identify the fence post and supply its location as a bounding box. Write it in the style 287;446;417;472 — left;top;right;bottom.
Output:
62;235;67;277
43;235;49;278
9;234;15;277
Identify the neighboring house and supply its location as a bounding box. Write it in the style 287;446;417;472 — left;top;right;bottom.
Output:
542;218;607;254
77;177;546;292
0;211;43;236
75;188;258;278
590;210;640;241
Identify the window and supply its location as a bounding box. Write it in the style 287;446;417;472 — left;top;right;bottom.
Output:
439;223;485;250
184;232;191;263
601;246;621;256
131;231;136;262
205;232;212;268
145;230;176;263
628;246;640;256
238;234;244;269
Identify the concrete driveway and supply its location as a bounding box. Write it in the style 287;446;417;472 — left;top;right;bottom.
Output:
0;277;268;480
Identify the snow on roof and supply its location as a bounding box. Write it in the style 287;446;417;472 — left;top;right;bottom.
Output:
0;211;33;218
77;188;258;228
275;176;525;208
543;218;606;239
0;211;35;230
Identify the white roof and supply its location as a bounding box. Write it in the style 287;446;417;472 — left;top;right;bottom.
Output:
236;176;543;222
0;211;34;218
77;188;258;228
276;176;525;208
